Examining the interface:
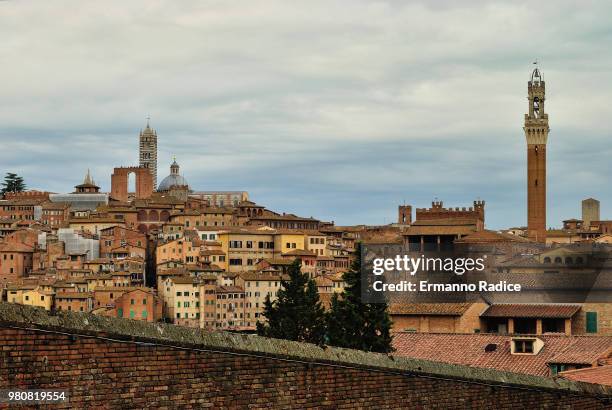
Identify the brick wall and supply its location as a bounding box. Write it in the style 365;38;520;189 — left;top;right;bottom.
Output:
573;303;612;336
0;303;610;409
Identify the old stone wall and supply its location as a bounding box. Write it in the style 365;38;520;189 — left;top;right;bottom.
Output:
0;303;609;409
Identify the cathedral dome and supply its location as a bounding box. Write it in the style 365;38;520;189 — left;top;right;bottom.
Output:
158;159;189;191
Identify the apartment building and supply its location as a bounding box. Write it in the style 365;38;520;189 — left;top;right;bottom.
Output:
235;271;285;329
218;228;306;273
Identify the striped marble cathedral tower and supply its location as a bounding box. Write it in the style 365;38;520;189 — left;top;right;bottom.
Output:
523;66;549;243
139;118;158;188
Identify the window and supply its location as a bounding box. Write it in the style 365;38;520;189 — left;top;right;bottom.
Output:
142;299;147;305
117;308;123;318
246;241;253;248
586;312;598;333
142;310;148;319
176;292;181;297
550;364;566;376
229;241;242;248
129;310;135;319
130;299;135;305
229;258;242;266
514;340;534;353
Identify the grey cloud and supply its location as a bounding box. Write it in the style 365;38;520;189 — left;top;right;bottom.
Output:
0;0;610;228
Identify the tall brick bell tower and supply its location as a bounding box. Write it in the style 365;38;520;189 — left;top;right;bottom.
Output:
523;66;549;242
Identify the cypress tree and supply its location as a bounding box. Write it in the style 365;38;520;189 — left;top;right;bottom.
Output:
327;242;393;353
257;259;326;345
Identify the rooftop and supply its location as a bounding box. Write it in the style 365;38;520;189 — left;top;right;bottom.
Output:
393;333;612;377
389;302;475;316
560;366;612;387
0;303;609;397
481;304;582;319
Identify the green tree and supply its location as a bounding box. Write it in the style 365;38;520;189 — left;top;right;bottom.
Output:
326;243;394;353
257;259;326;345
1;173;26;195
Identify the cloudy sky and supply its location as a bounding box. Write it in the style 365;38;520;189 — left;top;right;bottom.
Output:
1;1;611;228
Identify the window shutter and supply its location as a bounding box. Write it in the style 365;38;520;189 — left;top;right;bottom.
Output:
586;312;598;333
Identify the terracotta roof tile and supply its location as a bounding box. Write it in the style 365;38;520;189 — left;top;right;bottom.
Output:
548;338;612;364
239;272;287;281
392;333;612;377
55;292;93;299
455;230;530;243
559;366;612;386
481;304;581;319
389;303;474;316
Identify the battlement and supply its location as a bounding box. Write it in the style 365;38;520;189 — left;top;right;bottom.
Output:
415;200;485;223
3;191;51;200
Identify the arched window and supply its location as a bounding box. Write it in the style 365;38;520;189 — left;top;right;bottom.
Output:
137;210;147;221
149;210;159;221
554;257;562;264
576;257;584;264
565;257;573;265
543;257;551;264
